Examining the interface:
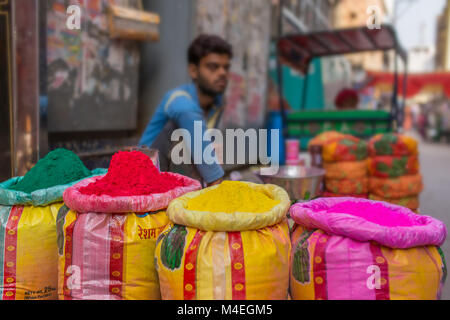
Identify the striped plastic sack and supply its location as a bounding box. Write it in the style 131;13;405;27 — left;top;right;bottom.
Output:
368;156;420;178
369;194;420;211
57;173;201;300
155;182;291;300
323;160;368;180
368;133;418;157
325;178;368;195
0;168;106;300
322;137;368;162
289;198;447;300
369;175;423;199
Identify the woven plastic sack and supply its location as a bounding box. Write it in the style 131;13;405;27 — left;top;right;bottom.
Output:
321;192;368;199
0;168;106;300
369;175;423;199
57;173;201;300
323;160;368;180
369;194;420;210
368;156;419;178
369;133;418;157
155;182;291;300
308;131;349;149
322;137;368;162
289;198;447;300
325;178;368;195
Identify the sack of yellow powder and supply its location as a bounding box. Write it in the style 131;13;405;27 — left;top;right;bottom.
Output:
155;181;291;300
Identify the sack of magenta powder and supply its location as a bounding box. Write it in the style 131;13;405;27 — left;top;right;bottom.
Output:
289;197;447;300
57;151;201;300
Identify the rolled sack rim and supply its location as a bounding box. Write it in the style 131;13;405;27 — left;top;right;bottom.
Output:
0;168;107;207
289;197;447;249
63;172;202;213
166;182;291;232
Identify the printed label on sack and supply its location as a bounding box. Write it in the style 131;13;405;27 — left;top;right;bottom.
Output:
137;225;166;240
24;286;57;300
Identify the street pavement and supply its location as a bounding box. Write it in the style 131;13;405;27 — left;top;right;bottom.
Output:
417;135;450;300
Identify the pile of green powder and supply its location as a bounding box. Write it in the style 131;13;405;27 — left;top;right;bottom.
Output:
9;148;91;193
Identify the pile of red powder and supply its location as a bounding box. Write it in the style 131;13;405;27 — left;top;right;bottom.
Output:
79;151;185;196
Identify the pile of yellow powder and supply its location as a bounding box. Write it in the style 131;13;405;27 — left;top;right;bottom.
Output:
186;181;280;213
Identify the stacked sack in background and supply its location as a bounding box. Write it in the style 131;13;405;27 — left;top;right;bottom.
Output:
289;197;447;300
155;181;291;300
368;133;423;212
319;133;369;198
58;151;201;300
0;149;105;300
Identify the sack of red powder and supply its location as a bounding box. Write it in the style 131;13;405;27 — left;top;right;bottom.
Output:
58;151;201;300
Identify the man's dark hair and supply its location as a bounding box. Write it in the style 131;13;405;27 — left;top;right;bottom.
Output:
188;34;233;65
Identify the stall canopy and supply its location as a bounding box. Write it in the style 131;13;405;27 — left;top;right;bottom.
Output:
364;71;450;98
277;24;407;73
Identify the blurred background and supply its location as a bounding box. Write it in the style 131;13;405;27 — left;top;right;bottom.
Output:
2;0;450;175
1;2;450;294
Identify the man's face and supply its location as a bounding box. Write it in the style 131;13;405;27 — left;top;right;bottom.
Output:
189;53;231;96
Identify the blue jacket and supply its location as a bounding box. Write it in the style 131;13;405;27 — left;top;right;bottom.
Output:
139;83;225;183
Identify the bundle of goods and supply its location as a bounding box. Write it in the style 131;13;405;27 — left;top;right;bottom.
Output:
368;134;422;211
0;148;105;300
307;131;348;168
155;181;291;300
58;151;201;300
289;197;447;300
319;134;369;198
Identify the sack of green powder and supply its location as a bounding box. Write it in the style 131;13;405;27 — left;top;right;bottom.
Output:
0;148;106;300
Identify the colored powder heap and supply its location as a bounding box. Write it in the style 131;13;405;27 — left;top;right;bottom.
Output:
9;148;91;194
326;201;422;227
79;151;185;196
186;180;280;213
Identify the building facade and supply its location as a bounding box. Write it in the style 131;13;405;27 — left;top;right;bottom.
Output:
333;0;392;72
436;0;450;71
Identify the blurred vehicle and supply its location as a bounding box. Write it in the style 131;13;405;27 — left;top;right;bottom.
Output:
276;24;408;149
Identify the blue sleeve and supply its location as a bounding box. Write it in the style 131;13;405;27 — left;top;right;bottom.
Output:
166;97;225;183
139;118;155;147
